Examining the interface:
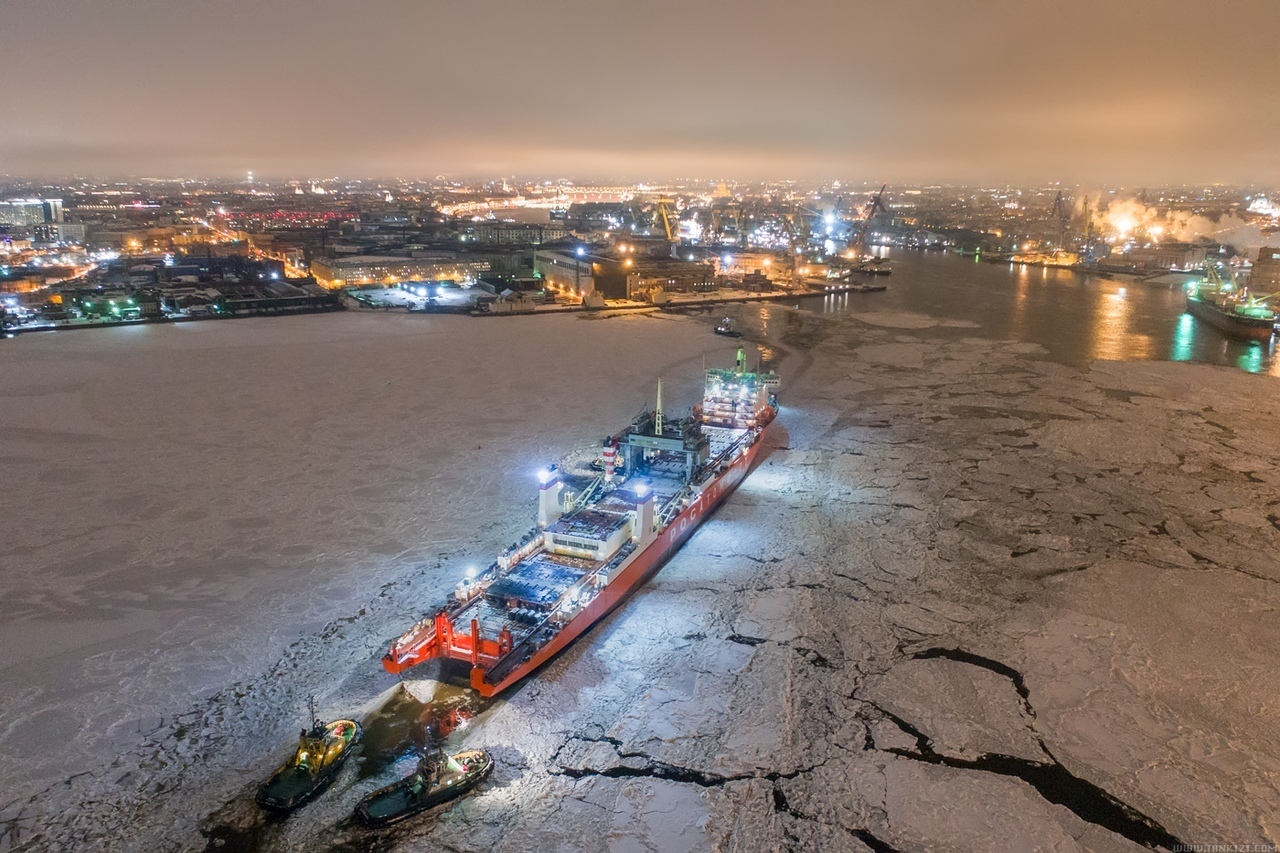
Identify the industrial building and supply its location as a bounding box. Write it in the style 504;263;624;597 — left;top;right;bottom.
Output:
310;256;491;288
532;248;720;300
532;249;594;297
0;199;61;227
465;222;570;245
1250;247;1280;290
1120;242;1210;271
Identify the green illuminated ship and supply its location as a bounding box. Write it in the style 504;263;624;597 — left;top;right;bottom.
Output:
1185;262;1276;341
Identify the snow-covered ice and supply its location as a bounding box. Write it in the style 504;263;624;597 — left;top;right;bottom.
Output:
3;304;1279;851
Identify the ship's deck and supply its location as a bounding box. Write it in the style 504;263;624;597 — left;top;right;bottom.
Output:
449;459;739;660
705;425;749;458
486;556;587;609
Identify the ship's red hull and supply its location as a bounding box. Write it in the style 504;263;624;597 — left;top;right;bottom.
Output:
382;420;772;696
471;429;767;696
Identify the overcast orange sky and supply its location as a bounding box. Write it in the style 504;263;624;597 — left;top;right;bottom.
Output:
4;0;1278;184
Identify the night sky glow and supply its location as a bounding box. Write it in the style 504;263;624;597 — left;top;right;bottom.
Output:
4;0;1279;182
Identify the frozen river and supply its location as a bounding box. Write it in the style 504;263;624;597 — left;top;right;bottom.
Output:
3;260;1279;851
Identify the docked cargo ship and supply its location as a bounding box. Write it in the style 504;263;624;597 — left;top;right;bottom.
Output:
1185;264;1276;341
383;348;779;697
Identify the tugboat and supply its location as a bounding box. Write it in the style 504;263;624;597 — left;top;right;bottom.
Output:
355;740;494;826
1185;262;1276;342
256;704;363;813
714;317;743;337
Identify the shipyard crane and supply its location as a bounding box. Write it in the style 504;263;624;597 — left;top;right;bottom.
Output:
1080;195;1096;263
1050;190;1070;251
706;200;746;248
729;201;745;243
829;195;847;234
848;184;888;258
782;213;805;288
655;197;679;257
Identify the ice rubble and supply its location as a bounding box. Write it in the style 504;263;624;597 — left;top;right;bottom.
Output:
2;305;1278;851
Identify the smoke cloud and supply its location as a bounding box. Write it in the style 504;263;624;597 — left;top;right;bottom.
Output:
1098;198;1269;253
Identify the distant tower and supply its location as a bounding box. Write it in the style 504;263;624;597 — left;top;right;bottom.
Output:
247;171;254;186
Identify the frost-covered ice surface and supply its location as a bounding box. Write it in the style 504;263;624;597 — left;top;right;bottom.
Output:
4;306;1280;851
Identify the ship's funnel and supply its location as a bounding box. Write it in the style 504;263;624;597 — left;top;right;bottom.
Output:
655;377;663;436
602;440;617;483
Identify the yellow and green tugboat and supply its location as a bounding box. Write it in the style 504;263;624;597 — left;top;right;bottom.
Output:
354;742;493;826
256;714;363;813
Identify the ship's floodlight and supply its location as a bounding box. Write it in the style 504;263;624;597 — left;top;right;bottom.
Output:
635;483;649;498
537;468;553;485
466;565;478;579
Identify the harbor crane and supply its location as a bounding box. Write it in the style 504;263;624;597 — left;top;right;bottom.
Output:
1050;190;1070;251
782;213;805;288
655;197;679;257
848;184;888;259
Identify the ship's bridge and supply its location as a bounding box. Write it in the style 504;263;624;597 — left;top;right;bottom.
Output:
702;366;778;430
617;412;709;483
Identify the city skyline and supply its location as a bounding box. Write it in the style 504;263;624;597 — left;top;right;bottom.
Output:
6;0;1279;184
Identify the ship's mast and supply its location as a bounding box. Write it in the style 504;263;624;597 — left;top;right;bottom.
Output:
654;377;663;436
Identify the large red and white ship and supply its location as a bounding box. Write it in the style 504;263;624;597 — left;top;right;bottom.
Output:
383;347;779;697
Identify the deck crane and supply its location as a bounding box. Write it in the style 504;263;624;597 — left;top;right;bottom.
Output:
1201;259;1277;309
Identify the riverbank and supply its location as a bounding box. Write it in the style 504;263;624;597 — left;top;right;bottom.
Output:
1;303;346;337
469;281;887;318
